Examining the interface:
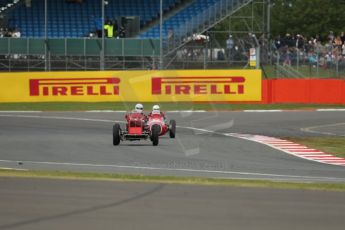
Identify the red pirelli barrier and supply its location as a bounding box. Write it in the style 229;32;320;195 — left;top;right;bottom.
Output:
262;79;345;104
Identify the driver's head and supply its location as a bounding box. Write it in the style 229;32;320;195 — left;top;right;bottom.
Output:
152;105;160;113
135;103;144;113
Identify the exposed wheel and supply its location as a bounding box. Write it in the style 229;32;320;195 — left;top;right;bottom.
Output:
169;120;176;138
151;124;160;146
113;123;121;146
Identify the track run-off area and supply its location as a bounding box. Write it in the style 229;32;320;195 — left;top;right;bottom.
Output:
0;110;344;183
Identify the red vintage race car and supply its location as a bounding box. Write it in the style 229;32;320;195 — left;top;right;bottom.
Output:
112;111;176;146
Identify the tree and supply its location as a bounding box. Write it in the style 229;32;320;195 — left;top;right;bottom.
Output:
271;0;345;40
210;0;345;42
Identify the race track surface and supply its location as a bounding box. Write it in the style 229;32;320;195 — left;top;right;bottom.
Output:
1;111;345;230
1;111;345;183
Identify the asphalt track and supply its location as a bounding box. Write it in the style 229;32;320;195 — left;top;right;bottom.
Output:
0;111;345;182
1;111;345;229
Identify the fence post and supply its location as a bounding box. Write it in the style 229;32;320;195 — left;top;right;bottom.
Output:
84;38;86;71
256;46;260;69
336;56;339;78
204;42;208;70
275;51;279;78
296;48;299;71
316;51;319;77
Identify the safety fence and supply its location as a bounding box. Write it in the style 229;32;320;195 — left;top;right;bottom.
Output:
0;38;160;71
272;47;345;79
0;38;160;56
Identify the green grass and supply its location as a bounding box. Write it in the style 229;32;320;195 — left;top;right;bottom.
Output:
0;102;344;111
1;169;345;191
288;137;345;158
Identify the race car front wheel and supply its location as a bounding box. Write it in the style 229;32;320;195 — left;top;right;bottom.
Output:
169;120;176;138
113;123;121;146
151;124;160;146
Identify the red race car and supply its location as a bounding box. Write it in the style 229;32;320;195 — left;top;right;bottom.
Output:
112;111;176;146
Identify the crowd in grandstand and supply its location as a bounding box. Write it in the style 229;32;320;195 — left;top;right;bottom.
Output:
272;31;345;68
0;27;20;38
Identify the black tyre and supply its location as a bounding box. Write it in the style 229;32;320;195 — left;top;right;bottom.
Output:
151;124;160;146
113;123;121;146
169;120;176;138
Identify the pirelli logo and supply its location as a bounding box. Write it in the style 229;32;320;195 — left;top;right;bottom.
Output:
29;78;120;96
152;76;245;95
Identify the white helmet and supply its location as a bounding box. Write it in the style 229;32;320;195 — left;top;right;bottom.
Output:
135;103;143;113
152;105;160;113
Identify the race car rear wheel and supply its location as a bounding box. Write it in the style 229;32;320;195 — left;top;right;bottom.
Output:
151;124;160;146
169;120;176;138
113;123;121;146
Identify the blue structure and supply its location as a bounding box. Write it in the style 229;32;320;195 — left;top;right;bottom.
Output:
6;0;181;38
4;0;249;41
140;0;219;38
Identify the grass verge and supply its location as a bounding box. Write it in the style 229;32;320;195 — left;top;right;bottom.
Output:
287;137;345;158
0;102;344;111
0;169;345;191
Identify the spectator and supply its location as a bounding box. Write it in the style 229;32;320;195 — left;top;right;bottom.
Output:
313;34;321;45
12;28;21;38
333;35;342;54
244;32;256;49
328;31;335;43
295;34;304;50
88;31;96;38
308;52;318;66
273;35;282;50
305;39;314;53
324;52;333;69
341;31;345;45
226;34;234;61
104;21;114;38
283;49;291;66
283;33;294;47
92;16;103;38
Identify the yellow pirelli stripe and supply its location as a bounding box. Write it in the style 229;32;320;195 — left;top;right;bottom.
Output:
0;70;261;102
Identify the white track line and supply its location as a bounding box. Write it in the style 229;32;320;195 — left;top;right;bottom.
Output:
0;111;42;113
316;109;345;112
168;110;206;113
0;114;117;123
0;159;343;182
86;110;126;113
243;110;283;112
301;122;345;137
0;167;28;171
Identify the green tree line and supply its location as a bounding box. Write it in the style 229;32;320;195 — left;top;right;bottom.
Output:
271;0;345;40
212;0;345;41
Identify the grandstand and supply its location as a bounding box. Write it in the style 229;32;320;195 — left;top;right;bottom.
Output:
0;0;268;71
5;0;182;38
3;0;254;39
